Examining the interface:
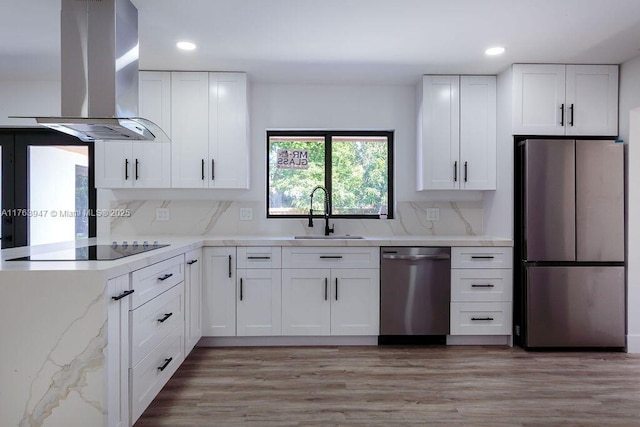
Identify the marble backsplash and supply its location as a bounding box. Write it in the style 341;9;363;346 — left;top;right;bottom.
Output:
109;200;482;238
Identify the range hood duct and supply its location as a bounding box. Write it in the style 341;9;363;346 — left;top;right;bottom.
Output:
33;0;169;142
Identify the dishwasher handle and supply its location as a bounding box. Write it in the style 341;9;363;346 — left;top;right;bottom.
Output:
382;253;450;261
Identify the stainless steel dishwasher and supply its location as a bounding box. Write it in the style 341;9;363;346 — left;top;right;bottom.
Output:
380;247;450;343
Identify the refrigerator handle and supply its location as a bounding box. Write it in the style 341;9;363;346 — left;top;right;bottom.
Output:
560;104;565;126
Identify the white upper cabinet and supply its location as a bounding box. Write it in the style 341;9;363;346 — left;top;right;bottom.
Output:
512;64;618;136
139;71;172;136
417;75;496;190
171;72;249;189
94;140;170;188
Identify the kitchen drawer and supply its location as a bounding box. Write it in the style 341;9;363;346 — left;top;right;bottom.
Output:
451;269;512;302
131;255;185;309
130;324;185;423
237;247;282;269
450;302;512;335
451;247;512;269
131;282;185;367
282;247;379;269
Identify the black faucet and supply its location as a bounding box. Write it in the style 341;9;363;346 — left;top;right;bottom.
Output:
308;185;334;236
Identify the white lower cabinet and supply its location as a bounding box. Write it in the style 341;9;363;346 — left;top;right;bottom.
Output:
450;247;513;336
236;269;282;336
281;247;380;336
185;249;202;354
202;247;236;336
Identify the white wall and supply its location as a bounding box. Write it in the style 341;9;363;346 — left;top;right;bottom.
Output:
483;67;513;239
0;80;59;126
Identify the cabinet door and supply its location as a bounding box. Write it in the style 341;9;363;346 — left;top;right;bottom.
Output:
185;249;202;354
171;72;210;188
330;269;380;335
131;142;170;188
95;140;132;188
202;247;236;336
139;71;171;136
512;64;566;135
459;76;496;190
106;274;130;427
209;72;249;189
417;75;460;190
565;65;618;136
236;268;282;336
281;268;331;336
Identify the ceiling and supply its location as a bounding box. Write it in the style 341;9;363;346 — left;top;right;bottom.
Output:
1;0;640;84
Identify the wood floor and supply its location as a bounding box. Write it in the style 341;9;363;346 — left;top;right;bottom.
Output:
135;345;640;426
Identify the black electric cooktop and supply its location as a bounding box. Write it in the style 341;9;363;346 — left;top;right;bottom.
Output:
7;243;169;261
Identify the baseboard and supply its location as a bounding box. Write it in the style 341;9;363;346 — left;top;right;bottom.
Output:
197;336;378;347
446;335;511;346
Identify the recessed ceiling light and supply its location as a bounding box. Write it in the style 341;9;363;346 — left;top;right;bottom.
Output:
485;46;505;56
177;41;196;51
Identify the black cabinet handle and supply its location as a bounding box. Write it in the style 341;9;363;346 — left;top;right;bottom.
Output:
125;159;129;180
335;278;338;301
464;161;468;183
471;256;495;260
201;159;205;180
212;159;215;180
471;317;494;321
135;159;140;180
471;284;495;288
560;104;565;126
228;255;232;278
569;103;574;126
111;289;134;301
324;278;328;301
320;255;343;259
240;278;243;301
157;357;173;371
187;259;198;265
157;313;173;323
247;256;271;260
158;273;173;281
453;161;458;182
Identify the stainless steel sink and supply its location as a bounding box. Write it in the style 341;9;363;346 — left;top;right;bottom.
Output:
294;235;364;239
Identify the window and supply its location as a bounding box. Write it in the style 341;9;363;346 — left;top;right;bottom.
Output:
0;129;96;248
267;130;393;218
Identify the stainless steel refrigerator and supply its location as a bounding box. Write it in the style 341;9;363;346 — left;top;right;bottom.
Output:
515;139;625;349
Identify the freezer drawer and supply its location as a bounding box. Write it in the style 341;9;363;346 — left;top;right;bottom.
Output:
526;266;625;348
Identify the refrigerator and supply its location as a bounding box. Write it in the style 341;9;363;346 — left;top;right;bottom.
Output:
515;139;625;349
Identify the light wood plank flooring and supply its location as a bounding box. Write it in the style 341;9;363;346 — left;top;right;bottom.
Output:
135;346;640;426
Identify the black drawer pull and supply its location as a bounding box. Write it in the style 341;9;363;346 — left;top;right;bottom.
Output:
157;313;173;323
228;255;232;278
471;256;495;260
247;256;271;260
471;284;495;288
187;259;198;265
471;317;494;321
324;278;328;301
335;278;339;301
111;289;134;301
240;278;243;301
320;255;343;259
158;273;173;281
157;357;173;371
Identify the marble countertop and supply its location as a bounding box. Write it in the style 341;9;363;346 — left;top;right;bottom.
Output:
0;235;512;274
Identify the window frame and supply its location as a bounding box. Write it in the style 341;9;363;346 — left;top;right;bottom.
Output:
266;129;394;219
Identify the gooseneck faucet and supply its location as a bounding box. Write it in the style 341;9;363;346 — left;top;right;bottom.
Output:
308;185;334;236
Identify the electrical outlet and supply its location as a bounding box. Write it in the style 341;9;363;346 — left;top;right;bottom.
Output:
156;208;170;221
239;207;254;221
426;208;440;221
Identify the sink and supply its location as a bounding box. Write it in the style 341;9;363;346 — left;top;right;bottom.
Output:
294;235;364;240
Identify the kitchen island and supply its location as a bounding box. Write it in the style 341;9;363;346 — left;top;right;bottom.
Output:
0;235;511;427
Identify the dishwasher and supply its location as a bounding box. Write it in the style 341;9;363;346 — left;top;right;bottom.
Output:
379;247;450;344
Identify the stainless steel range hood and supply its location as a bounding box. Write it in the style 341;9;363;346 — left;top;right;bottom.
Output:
32;0;169;142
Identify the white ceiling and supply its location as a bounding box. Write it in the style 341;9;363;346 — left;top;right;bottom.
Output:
2;0;640;84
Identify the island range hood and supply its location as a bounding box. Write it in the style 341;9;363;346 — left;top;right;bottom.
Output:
31;0;169;142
